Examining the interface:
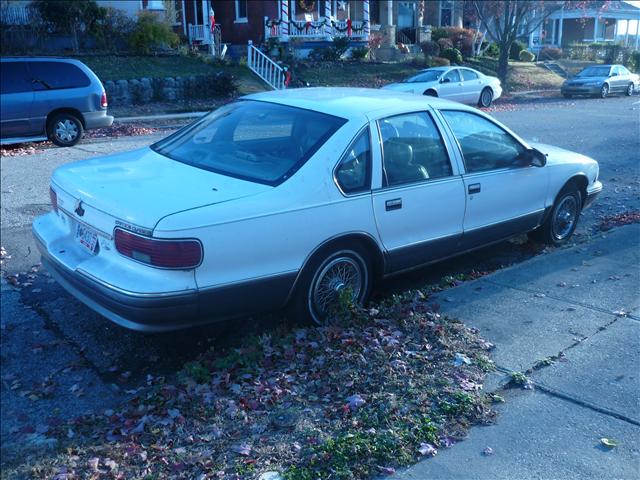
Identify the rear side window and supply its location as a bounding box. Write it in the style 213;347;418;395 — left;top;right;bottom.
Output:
335;129;371;194
461;69;479;81
0;62;32;94
28;61;91;90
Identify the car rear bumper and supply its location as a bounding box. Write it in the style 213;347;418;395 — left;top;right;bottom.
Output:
561;85;600;95
33;223;296;332
84;110;114;129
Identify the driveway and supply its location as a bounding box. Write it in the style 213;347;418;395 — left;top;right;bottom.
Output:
1;95;639;466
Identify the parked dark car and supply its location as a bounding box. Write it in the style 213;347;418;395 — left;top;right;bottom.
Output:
561;64;640;99
0;57;113;147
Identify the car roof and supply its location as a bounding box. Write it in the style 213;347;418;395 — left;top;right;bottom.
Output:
243;87;472;120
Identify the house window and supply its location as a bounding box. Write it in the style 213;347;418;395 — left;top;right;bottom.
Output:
235;0;248;23
294;0;321;21
439;0;453;27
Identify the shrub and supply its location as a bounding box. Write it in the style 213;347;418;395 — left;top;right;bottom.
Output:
128;11;179;54
627;51;640;73
431;27;449;43
443;27;477;58
539;47;563;60
437;37;453;51
484;42;500;58
509;40;526;60
94;7;135;51
310;36;350;61
519;50;535;62
420;40;440;58
350;46;369;60
441;47;462;65
208;71;238;97
431;56;451;67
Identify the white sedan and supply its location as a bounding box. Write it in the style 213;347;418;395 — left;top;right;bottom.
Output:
33;88;601;332
382;66;502;107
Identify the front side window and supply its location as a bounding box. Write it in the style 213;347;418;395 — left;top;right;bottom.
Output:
28;62;90;90
379;112;452;187
335;129;371;194
152;100;346;185
0;62;31;94
443;69;461;83
460;69;479;81
442;110;525;173
405;70;444;83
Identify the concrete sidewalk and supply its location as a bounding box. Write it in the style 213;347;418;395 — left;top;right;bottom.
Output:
394;224;640;480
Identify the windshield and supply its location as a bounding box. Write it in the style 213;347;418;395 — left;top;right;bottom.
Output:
404;70;443;83
577;66;611;77
152;101;347;185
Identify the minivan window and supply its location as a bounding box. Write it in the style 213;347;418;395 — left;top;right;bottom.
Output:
0;62;32;94
152;100;347;186
28;61;90;90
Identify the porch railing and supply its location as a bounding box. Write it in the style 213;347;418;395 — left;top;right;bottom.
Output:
188;23;210;44
247;41;285;90
264;18;368;39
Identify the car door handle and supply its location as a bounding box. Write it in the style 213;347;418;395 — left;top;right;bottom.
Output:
385;198;402;211
468;183;481;194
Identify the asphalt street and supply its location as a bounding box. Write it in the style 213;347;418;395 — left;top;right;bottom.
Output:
1;95;639;464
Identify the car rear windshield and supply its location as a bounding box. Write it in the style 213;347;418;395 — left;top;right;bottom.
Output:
577;66;611;77
151;100;347;185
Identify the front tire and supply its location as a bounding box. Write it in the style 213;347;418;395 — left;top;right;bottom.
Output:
47;113;83;147
290;244;372;325
478;87;493;108
626;83;634;96
529;184;582;246
599;84;609;99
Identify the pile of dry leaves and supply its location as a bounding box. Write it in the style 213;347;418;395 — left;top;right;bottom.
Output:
598;211;640;231
5;293;496;480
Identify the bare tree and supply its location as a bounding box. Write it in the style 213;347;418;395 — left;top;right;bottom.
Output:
470;1;610;87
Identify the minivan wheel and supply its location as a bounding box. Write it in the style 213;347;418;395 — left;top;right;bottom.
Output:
478;87;493;108
290;245;372;325
528;184;582;246
48;113;83;147
626;83;634;96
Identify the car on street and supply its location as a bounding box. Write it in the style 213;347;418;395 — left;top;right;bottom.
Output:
561;64;639;98
33;88;602;332
0;57;113;147
381;66;502;107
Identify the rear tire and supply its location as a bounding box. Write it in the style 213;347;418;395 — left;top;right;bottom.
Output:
528;184;582;246
478;87;493;108
626;83;634;96
288;243;372;325
47;113;83;147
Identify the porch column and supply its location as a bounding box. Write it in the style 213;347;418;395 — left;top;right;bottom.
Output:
558;8;564;47
324;0;332;40
551;18;556;46
593;17;600;41
363;0;370;40
386;0;393;25
280;0;289;39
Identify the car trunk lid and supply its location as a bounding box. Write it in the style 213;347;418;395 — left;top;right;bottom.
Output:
51;146;270;235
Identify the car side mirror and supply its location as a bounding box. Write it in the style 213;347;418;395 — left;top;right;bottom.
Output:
611;72;618;76
441;78;451;83
519;148;546;167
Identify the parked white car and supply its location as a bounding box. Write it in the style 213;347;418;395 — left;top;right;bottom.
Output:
33;88;601;332
382;66;502;107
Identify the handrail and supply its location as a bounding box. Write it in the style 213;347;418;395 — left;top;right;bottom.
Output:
247;40;285;90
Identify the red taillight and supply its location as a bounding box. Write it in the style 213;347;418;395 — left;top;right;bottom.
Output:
100;91;108;108
114;229;202;269
49;187;58;213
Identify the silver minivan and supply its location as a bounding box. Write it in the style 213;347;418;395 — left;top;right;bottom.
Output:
0;57;114;147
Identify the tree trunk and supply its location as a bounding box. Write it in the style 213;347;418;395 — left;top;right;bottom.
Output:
497;41;512;88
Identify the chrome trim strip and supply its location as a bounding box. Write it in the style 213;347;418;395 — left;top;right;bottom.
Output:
463;208;545;233
386;231;460;252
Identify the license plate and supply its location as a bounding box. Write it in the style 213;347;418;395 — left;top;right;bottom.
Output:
75;223;98;253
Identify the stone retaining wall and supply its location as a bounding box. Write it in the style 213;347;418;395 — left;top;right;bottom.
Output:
103;73;235;106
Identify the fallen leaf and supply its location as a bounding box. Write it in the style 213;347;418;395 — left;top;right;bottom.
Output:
600;438;618;448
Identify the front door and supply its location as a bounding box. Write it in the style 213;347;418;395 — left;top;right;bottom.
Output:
372;111;465;273
0;61;35;139
438;69;464;103
440;109;549;248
